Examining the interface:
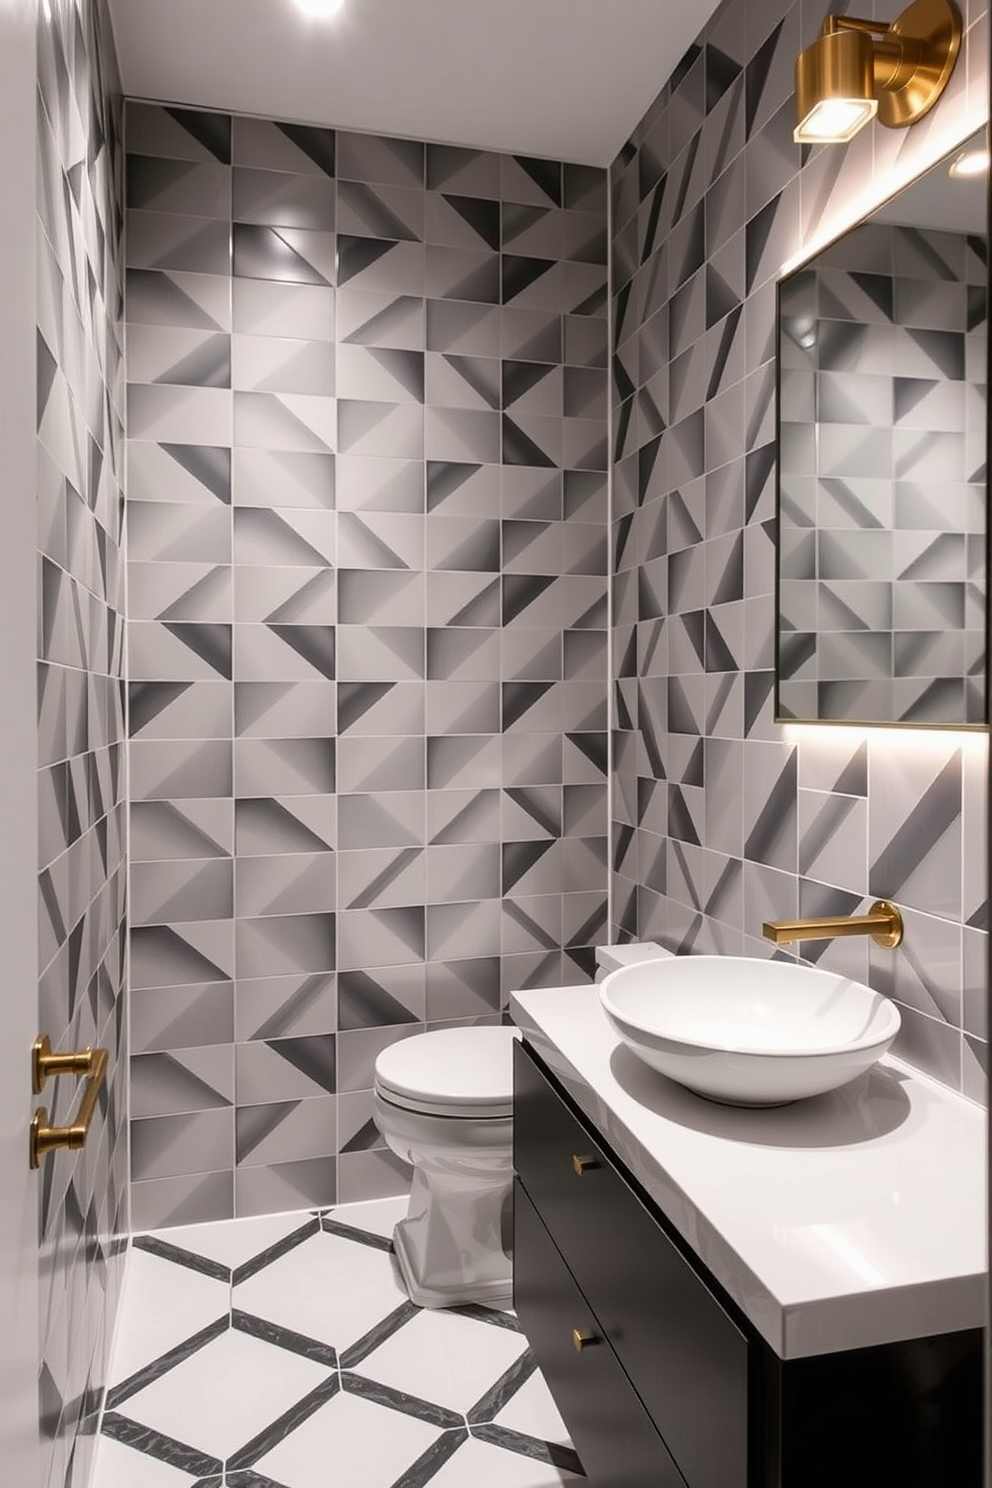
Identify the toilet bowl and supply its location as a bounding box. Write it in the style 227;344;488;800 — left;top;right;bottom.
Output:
372;1025;519;1309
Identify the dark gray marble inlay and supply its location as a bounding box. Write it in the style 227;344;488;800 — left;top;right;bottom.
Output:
467;1346;539;1423
105;1315;230;1410
232;1217;322;1284
227;1373;341;1471
101;1411;224;1476
321;1214;395;1251
471;1420;585;1475
392;1426;470;1488
341;1371;464;1430
339;1299;420;1369
133;1232;232;1283
232;1308;339;1367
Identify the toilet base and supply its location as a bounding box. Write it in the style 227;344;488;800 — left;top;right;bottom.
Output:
393;1220;513;1309
389;1161;513;1310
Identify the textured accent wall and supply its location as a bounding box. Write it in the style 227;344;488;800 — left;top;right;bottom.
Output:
36;2;128;1487
124;103;609;1227
779;222;987;725
610;0;988;1097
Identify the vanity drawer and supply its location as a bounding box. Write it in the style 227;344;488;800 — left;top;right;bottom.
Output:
514;1040;749;1488
514;1179;688;1488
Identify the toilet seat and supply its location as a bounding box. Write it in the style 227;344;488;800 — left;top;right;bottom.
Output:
374;1026;518;1120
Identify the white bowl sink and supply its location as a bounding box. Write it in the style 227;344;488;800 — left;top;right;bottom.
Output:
599;956;901;1106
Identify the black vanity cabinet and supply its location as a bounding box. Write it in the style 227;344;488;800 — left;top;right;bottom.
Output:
512;1039;983;1488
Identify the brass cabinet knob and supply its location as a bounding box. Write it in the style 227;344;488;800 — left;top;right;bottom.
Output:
572;1328;600;1352
571;1153;600;1176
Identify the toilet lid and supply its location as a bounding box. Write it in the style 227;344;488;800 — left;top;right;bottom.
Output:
374;1027;519;1118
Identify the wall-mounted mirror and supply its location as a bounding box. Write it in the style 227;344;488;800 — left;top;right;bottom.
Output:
776;128;989;727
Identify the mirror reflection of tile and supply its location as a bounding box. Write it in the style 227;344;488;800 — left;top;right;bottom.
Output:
778;148;988;727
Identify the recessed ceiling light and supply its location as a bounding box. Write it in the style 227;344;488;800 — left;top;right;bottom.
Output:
295;0;346;17
949;148;990;180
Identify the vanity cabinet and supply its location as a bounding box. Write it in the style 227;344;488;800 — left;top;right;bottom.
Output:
513;1039;983;1488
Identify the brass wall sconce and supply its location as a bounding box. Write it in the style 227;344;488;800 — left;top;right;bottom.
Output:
794;0;962;144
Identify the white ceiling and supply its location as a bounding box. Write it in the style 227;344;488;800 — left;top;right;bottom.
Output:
106;0;726;168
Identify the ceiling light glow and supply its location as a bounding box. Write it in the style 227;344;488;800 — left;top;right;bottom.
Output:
294;0;346;16
949;148;990;179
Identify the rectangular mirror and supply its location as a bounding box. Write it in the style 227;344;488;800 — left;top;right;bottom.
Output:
776;128;988;727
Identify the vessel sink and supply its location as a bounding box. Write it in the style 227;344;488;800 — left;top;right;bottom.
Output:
598;956;901;1106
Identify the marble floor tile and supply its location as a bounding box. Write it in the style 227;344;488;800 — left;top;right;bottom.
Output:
94;1197;582;1488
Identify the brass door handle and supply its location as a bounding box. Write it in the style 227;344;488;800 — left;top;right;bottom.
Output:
572;1153;600;1176
572;1328;600;1352
30;1036;108;1170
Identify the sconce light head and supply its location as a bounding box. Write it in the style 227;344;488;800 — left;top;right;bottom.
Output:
795;28;878;143
794;0;962;145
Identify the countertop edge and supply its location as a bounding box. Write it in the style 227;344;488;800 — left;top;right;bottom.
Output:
510;985;987;1360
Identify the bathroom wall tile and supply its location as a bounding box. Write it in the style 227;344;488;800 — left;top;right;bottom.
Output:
338;964;426;1029
131;1109;236;1182
37;7;128;1478
336;1026;424;1094
336;1149;409;1205
610;0;988;1095
234;1155;337;1215
128;153;232;221
131;981;235;1054
130;1170;235;1232
233;167;335;231
235;971;337;1041
233;278;335;340
233;117;335;176
127;102;608;1217
131;1045;236;1119
127;264;229;343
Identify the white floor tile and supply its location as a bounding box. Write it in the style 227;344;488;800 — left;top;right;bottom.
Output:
252;1387;442;1488
360;1308;528;1414
91;1435;204;1488
234;1229;408;1349
109;1248;229;1388
434;1433;583;1487
120;1324;332;1461
324;1195;408;1237
153;1209;315;1268
493;1370;573;1446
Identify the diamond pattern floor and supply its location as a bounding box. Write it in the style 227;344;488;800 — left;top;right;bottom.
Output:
92;1197;584;1488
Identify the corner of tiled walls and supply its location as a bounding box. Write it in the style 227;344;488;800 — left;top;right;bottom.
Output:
123;103;610;1227
609;0;989;1100
36;1;127;1486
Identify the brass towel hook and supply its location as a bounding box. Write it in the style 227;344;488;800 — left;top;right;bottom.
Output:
30;1035;108;1170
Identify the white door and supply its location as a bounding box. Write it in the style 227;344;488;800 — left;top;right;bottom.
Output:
0;1;44;1483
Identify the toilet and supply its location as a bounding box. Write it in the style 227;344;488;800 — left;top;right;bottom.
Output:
372;1025;519;1309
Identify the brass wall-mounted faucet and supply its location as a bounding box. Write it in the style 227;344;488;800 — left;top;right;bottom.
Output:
762;900;903;949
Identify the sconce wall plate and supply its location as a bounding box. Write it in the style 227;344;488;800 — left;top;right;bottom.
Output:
879;0;962;128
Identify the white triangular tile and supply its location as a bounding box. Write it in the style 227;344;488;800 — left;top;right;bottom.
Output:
233;1229;407;1349
251;1387;442;1488
120;1325;332;1462
109;1248;229;1388
358;1308;528;1413
91;1434;208;1487
153;1209;316;1268
323;1195;408;1237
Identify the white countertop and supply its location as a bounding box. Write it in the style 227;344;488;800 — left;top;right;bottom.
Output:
510;983;988;1359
